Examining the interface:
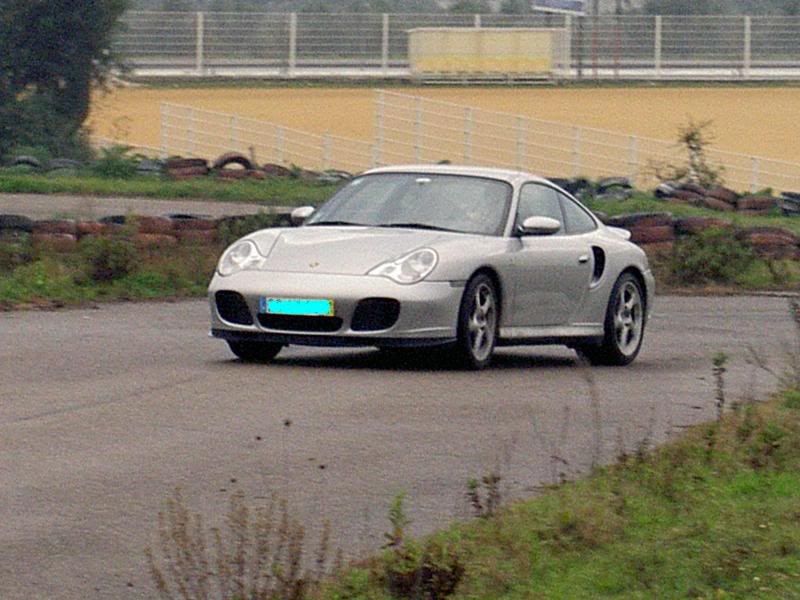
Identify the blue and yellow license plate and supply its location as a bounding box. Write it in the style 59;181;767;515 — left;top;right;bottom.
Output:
259;297;334;316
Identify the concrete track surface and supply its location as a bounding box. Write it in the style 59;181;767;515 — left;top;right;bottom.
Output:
0;296;794;598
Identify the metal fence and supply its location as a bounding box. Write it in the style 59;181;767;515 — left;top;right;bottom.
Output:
116;12;800;80
375;90;800;192
160;103;374;173
159;93;800;193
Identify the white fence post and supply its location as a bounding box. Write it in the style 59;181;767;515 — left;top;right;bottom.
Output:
515;117;525;170
375;90;385;165
160;103;168;157
654;15;662;79
474;14;481;28
751;156;760;192
744;16;752;79
323;134;332;170
229;115;238;151
628;136;639;182
563;15;573;80
572;127;582;177
289;13;297;78
414;97;423;162
276;126;285;164
195;12;204;76
463;108;473;163
188;107;195;156
382;14;390;76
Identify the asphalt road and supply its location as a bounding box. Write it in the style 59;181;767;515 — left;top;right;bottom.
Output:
0;295;794;599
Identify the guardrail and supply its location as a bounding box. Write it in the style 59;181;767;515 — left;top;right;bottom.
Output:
116;12;800;81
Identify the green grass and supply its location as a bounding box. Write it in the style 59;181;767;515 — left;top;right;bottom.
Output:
326;393;800;599
0;242;219;309
0;171;340;206
587;191;800;236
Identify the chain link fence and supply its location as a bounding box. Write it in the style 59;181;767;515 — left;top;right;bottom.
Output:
116;12;800;80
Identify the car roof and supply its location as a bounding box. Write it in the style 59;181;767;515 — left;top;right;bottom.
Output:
362;164;550;186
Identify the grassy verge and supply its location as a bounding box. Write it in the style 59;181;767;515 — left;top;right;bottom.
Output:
323;388;800;599
0;238;220;309
586;191;800;237
0;172;339;205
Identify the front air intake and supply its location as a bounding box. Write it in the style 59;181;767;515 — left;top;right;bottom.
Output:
351;298;400;331
215;291;254;325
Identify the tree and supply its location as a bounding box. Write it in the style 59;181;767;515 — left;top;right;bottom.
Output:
500;0;531;13
449;0;491;13
0;0;129;160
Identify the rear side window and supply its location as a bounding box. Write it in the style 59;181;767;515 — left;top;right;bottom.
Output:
559;193;597;234
517;184;564;233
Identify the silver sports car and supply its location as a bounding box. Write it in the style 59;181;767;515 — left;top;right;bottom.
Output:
209;165;655;369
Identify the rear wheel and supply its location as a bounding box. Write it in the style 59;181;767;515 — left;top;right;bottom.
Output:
227;340;283;363
578;272;645;366
455;274;498;370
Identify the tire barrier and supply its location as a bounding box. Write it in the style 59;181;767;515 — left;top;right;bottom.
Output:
701;197;736;212
674;217;732;236
736;226;800;260
0;214;35;233
629;225;675;244
656;181;785;216
135;216;174;235
31;233;77;252
134;233;179;248
32;220;77;235
606;212;674;229
211;152;253;171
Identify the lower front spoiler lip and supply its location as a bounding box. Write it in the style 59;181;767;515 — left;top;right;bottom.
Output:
211;328;456;349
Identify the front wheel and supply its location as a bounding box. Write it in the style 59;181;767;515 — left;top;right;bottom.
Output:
578;273;645;366
454;274;499;370
227;340;283;363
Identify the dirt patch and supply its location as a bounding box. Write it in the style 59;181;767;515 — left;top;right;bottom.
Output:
89;85;800;163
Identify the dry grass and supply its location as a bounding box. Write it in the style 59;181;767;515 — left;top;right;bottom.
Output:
146;489;335;600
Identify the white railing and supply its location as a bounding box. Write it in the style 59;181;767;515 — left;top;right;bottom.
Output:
160;103;375;173
116;12;800;81
374;90;800;192
158;94;800;193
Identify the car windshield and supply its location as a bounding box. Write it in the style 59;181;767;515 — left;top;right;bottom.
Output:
305;173;512;236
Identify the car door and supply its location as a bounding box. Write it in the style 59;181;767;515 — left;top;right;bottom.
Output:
509;183;594;327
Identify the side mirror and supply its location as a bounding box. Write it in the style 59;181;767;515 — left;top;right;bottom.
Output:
290;206;314;226
519;216;561;236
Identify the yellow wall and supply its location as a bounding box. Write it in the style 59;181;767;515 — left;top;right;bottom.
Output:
409;28;557;75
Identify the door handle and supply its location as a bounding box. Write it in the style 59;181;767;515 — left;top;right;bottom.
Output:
578;255;590;264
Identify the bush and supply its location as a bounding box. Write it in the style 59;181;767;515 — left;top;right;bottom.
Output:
89;145;141;179
78;235;137;282
669;228;755;284
0;234;33;273
380;538;465;600
217;211;283;247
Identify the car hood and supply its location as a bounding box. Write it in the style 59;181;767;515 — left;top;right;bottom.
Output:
248;226;445;275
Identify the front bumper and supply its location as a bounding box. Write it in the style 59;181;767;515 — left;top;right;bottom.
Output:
208;270;463;348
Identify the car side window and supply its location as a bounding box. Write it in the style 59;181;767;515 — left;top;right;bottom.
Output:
559;192;597;234
517;184;564;233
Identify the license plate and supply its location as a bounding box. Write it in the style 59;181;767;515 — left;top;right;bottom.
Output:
259;297;334;316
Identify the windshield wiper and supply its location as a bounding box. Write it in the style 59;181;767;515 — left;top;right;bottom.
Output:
306;220;364;226
379;222;456;232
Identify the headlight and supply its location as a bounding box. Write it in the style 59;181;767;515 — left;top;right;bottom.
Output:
368;248;438;284
217;240;266;276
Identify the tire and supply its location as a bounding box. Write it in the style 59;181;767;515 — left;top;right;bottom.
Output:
227;340;282;363
454;274;498;370
578;273;645;367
